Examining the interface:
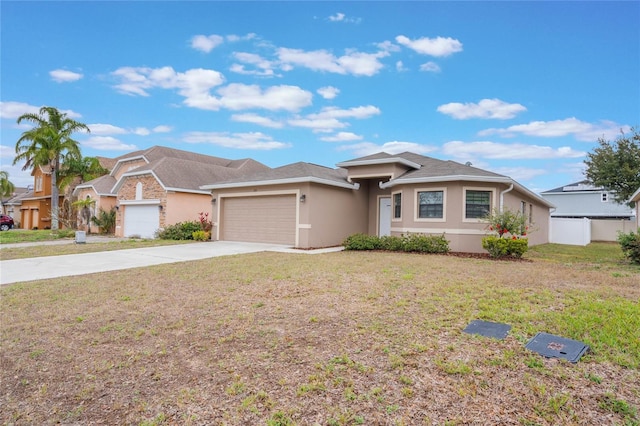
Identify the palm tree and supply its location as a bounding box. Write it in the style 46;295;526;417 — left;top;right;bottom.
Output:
13;106;89;230
0;170;15;198
58;156;109;191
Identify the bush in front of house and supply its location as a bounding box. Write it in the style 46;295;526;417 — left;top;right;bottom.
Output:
156;221;202;240
343;233;450;254
617;229;640;264
482;235;529;259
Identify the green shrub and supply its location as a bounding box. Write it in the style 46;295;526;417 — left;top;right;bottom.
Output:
344;233;449;254
507;238;529;258
617;229;640;264
482;236;508;258
343;233;380;250
192;230;210;241
482;236;529;258
156;221;201;240
91;207;116;234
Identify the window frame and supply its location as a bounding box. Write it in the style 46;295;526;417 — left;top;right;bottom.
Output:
462;187;496;222
414;187;446;222
392;191;402;221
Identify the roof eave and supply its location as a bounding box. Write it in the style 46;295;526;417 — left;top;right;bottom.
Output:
201;176;358;191
380;175;555;208
336;157;422;170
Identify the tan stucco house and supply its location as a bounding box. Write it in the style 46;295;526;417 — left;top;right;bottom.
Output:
202;152;554;253
75;146;269;238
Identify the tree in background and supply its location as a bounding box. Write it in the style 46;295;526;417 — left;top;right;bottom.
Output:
13;106;90;230
584;128;640;206
0;170;15;198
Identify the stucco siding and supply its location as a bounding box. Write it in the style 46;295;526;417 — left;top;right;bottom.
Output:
165;192;211;227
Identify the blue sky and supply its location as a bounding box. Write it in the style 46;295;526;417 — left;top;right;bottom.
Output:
1;1;638;193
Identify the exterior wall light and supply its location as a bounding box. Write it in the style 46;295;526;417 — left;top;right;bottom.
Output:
212;197;217;204
299;194;306;202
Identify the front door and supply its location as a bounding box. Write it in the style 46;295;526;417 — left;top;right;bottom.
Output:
379;197;391;236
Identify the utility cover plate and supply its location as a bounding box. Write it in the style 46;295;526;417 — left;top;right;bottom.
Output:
462;320;511;340
525;332;589;363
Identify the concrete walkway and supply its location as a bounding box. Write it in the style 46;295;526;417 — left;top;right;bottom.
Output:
0;240;343;286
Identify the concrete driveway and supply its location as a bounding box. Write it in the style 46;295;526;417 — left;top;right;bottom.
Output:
0;241;343;286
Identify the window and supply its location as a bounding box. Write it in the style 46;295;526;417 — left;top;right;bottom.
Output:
135;182;143;200
465;190;491;219
601;193;609;203
529;204;533;224
393;192;402;219
35;176;43;192
418;190;444;218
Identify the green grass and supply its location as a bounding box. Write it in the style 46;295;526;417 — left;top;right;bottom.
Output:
0;229;76;244
526;242;628;266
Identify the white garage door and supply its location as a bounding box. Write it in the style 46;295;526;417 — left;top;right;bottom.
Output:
221;195;296;245
124;205;159;239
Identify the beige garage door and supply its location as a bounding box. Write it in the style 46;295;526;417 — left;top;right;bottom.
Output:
221;195;296;245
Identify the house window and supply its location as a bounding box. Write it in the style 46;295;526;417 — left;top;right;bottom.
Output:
529;204;533;224
393;192;402;219
521;201;526;215
418;190;444;218
465;190;491;219
601;193;609;203
35;176;43;192
135;182;143;200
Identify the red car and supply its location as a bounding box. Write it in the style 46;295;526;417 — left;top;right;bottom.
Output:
0;214;15;231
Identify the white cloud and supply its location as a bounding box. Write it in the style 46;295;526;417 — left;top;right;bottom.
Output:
339;141;437;157
396;61;408;72
49;69;83;83
88;123;128;135
289;105;381;132
491;166;549;182
320;132;363;142
441;140;586;160
230;52;276;76
231;113;284;128
438;98;527;120
152;125;172;133
88;123;172;136
226;33;257;43
216;84;312;112
112;67;313;113
0;101;82;119
277;47;388;76
82;136;137;151
183;131;290;150
191;34;224;53
328;12;361;24
395;35;463;57
132;127;151;136
376;40;401;53
317;86;340;99
112;66;225;101
420;61;441;73
478;118;630;141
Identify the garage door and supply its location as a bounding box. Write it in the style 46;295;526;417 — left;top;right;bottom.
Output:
221;195;296;245
124;205;159;239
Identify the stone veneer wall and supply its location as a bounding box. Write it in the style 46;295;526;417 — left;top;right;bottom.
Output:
117;175;167;231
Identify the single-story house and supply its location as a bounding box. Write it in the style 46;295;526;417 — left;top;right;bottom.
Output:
1;187;30;225
202;151;554;253
75;145;270;238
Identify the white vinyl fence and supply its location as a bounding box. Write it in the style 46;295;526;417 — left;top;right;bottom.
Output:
550;218;637;246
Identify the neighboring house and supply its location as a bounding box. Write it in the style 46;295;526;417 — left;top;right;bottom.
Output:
540;180;635;219
202;151;553;253
1;187;30;226
18;166;64;230
75;145;270;238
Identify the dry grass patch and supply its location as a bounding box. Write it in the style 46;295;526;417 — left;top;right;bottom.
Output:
1;250;639;425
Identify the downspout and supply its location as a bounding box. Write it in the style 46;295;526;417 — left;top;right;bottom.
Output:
499;183;514;212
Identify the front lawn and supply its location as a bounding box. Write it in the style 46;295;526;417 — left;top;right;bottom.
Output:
1;248;638;425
